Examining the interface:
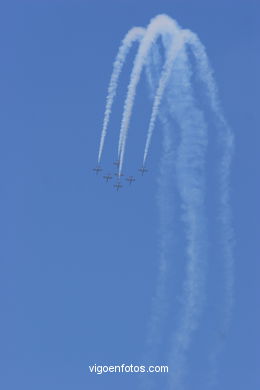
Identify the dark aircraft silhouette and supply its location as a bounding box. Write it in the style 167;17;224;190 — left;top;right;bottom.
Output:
115;172;124;178
138;166;148;176
114;182;123;192
93;166;102;175
103;174;112;183
126;176;136;184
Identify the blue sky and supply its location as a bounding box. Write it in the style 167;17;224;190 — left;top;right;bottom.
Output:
0;1;259;389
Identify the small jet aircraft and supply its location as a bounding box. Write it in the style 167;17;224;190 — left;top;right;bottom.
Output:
138;166;148;176
126;176;136;185
113;160;120;167
93;166;102;175
103;174;112;183
114;182;123;192
115;172;124;178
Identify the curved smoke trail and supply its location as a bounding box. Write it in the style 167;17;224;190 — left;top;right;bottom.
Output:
186;33;234;326
143;43;175;355
142;30;187;165
139;41;180;390
164;47;208;390
142;35;209;390
118;14;181;174
146;33;234;388
186;31;235;386
97;27;145;163
98;14;234;390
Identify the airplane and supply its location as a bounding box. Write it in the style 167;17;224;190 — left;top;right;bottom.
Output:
93;165;102;175
103;174;112;183
114;182;123;192
126;176;136;185
138;166;148;176
113;160;120;167
115;172;124;178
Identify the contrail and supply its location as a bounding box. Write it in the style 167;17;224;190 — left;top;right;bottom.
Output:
144;43;173;349
142;30;188;165
161;46;208;390
143;38;208;389
118;14;181;174
140;42;177;390
143;30;234;389
185;31;235;386
97;26;145;163
97;14;234;390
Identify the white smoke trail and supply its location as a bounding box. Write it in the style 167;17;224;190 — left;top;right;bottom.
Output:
139;42;178;390
118;14;181;174
143;30;188;165
98;14;234;390
186;31;235;386
138;22;211;389
161;47;208;390
143;37;208;390
97;27;145;163
144;43;174;350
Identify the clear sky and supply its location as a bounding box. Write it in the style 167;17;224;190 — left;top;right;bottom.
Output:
0;1;259;389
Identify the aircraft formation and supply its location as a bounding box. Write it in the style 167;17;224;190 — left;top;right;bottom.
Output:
93;160;147;191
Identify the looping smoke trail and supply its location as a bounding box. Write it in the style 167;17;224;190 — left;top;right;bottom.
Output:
140;43;178;390
144;43;174;351
142;30;187;165
185;31;235;386
143;30;234;388
118;14;181;174
141;36;209;389
160;46;208;390
97;27;145;163
98;14;234;390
